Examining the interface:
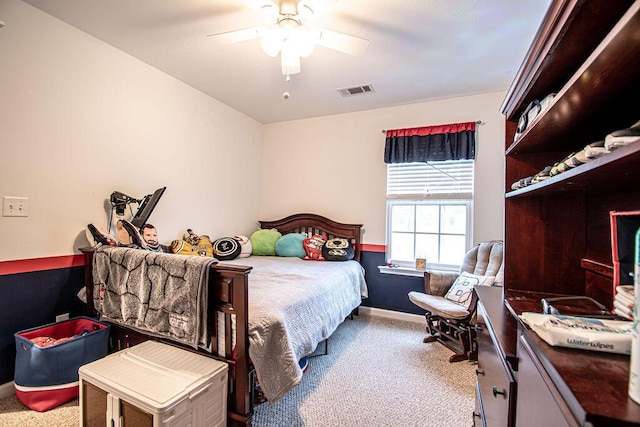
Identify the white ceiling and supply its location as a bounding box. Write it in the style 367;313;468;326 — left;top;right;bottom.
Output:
22;0;550;124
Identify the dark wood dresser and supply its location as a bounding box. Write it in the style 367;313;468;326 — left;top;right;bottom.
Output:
475;0;640;424
475;286;640;426
474;286;518;427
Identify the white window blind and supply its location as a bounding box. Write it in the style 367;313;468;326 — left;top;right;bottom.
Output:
387;160;474;199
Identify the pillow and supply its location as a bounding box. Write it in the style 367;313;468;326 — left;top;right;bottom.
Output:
322;237;355;261
275;233;307;258
234;235;252;258
212;237;241;261
303;234;327;261
444;272;496;308
250;228;282;256
171;235;214;257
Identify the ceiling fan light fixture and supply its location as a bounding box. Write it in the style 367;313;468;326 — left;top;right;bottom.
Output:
260;16;315;73
294;26;315;57
261;25;282;57
207;0;367;79
280;41;301;75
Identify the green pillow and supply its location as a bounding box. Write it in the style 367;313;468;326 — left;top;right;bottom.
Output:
275;233;307;258
250;228;282;256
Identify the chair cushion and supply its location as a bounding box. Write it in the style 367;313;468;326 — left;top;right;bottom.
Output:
444;272;495;308
408;292;470;319
461;240;504;286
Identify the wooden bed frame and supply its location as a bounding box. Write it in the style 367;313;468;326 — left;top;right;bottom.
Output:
80;213;362;427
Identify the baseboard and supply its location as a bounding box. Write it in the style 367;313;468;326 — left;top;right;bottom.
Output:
0;381;14;398
359;306;423;324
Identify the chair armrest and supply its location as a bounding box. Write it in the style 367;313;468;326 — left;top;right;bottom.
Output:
424;270;459;296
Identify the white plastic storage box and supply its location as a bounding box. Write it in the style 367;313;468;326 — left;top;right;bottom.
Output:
79;340;228;427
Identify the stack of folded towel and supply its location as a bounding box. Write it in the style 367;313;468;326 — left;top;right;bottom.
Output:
613;285;634;320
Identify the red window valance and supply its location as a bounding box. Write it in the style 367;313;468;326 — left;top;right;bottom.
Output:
385;122;476;138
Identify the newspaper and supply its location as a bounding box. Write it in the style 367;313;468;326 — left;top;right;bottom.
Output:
519;312;633;355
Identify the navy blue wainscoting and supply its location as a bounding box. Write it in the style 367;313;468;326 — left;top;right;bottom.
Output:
0;266;86;384
0;251;427;384
359;250;426;315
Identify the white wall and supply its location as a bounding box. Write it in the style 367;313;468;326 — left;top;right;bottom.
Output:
0;0;506;261
261;93;506;245
0;0;263;261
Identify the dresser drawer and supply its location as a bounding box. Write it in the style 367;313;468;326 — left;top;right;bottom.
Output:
476;304;516;427
474;382;486;427
515;334;577;427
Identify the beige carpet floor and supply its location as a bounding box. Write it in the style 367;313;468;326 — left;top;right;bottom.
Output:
0;314;476;426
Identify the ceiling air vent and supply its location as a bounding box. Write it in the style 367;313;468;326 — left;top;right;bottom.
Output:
337;84;375;97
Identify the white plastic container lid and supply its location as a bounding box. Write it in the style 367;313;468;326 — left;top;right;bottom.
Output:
79;340;227;411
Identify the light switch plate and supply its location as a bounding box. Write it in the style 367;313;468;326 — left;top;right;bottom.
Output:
2;196;29;217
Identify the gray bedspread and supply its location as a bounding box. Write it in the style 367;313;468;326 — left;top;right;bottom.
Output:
92;246;217;350
223;256;368;403
92;247;367;403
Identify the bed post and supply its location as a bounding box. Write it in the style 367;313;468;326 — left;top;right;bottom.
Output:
210;264;254;427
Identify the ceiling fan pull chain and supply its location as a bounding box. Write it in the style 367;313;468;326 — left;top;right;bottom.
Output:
283;73;291;100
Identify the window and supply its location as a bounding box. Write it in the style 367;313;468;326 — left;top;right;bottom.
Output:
386;160;473;269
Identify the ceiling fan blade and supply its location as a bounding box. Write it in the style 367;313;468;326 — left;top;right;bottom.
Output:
207;27;262;44
315;28;369;56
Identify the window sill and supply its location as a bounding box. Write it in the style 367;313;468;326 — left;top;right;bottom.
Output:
378;266;425;277
378;265;459;277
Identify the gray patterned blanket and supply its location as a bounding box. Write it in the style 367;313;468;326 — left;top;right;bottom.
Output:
92;246;217;350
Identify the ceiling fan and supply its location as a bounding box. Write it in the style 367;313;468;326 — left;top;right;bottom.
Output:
207;0;369;76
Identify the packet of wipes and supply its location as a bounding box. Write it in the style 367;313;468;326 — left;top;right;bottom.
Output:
519;312;633;355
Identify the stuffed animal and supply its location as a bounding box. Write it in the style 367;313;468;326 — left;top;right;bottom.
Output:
183;228;201;245
322;237;355;261
171;228;214;257
249;228;282;256
234;235;252;258
303;234;327;261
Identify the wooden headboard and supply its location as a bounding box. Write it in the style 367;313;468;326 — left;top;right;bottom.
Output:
258;213;363;262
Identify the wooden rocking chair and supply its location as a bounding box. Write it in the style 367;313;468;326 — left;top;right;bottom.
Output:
408;240;504;363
